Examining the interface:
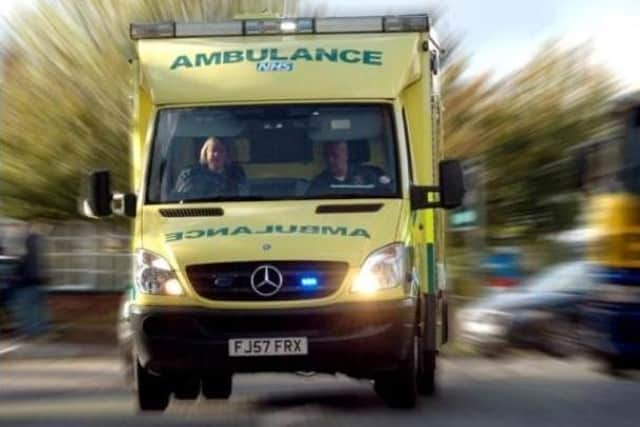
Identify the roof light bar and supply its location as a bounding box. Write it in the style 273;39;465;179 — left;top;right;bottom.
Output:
130;15;429;40
130;22;174;40
283;19;314;33
280;21;298;32
384;15;429;32
315;17;383;33
245;19;280;35
245;18;313;35
176;22;243;37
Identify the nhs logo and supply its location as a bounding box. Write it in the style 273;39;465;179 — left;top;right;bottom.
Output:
257;61;294;72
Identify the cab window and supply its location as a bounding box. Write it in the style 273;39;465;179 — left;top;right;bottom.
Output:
146;104;400;203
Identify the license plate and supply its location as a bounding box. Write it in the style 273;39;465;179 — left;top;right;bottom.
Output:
228;337;308;357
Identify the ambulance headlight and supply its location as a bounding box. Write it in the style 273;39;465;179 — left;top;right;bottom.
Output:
135;249;184;296
351;243;408;294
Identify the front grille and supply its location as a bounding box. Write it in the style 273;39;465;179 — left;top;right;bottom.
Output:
186;261;348;301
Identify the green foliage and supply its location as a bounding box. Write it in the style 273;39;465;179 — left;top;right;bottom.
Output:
0;0;296;220
443;42;618;237
0;3;618;232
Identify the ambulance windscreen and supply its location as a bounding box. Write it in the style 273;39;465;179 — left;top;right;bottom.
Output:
146;104;399;204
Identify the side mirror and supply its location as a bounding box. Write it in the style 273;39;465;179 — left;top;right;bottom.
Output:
410;159;465;210
439;160;465;209
113;193;137;218
87;170;113;217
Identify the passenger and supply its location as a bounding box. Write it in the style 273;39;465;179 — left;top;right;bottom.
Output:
307;140;379;195
172;137;245;200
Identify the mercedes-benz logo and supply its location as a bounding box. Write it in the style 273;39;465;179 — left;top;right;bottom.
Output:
250;265;284;297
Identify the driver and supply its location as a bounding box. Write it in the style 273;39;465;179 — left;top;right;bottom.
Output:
306;140;379;195
172;137;245;199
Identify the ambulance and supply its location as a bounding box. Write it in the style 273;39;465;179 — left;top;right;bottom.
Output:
86;14;464;410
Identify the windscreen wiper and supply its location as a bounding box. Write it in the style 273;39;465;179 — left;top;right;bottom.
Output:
175;196;268;203
304;193;392;200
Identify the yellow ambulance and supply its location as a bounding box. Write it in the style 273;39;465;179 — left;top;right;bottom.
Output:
86;14;464;410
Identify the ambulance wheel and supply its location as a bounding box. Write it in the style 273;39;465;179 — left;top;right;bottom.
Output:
135;361;170;411
202;374;232;399
374;336;418;408
417;349;436;395
173;376;200;400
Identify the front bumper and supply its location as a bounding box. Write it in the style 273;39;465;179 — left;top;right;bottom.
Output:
130;299;416;378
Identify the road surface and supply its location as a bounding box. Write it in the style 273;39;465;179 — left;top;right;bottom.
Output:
1;352;638;427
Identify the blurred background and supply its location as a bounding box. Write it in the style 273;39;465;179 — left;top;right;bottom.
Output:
0;0;639;424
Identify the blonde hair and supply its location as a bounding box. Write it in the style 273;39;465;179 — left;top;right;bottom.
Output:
199;137;229;167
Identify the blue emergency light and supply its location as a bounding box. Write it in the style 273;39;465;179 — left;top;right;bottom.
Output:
300;276;319;287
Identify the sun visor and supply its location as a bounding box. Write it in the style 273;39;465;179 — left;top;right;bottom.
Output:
172;110;245;138
308;110;382;141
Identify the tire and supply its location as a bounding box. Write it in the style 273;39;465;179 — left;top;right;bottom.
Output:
604;356;627;377
441;299;449;345
135;361;170;411
202;374;232;400
374;336;418;409
173;377;200;400
417;348;436;396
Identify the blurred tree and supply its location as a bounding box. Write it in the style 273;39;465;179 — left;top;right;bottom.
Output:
0;1;617;235
443;42;617;238
0;0;299;220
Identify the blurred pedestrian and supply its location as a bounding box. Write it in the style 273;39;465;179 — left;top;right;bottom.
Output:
13;223;50;336
0;253;22;335
0;245;13;332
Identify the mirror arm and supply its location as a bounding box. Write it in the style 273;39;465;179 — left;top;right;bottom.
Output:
112;192;137;218
410;185;441;210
